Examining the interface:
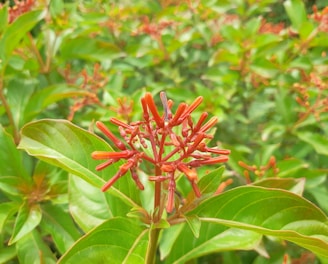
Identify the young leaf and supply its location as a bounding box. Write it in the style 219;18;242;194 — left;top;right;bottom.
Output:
9;203;42;245
16;230;56;264
58;217;149;264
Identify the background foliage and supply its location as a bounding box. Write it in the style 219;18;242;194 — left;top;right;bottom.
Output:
1;0;328;263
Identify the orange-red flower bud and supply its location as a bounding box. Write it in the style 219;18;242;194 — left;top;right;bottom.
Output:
180;96;203;121
110;117;132;129
177;163;197;180
91;150;135;160
144;92;164;127
199;116;218;132
166;178;176;213
170;103;187;125
96;121;126;150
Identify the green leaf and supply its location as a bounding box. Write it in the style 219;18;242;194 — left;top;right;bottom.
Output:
198;166;225;194
40;203;81;254
0;10;46;64
253;178;305;195
24;84;92;122
69;175;130;232
9;203;42;245
296;132;328;156
0;125;29;179
16;230;56;264
60;36;123;61
18;119;141;209
0;3;8;33
0;202;19;232
58;217;149;264
163;186;328;263
284;0;307;32
190;186;328;258
184;215;201;238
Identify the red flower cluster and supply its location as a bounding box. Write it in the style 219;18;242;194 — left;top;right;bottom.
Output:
92;92;230;212
0;0;35;23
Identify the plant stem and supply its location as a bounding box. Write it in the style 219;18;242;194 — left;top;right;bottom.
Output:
146;165;162;264
145;227;160;264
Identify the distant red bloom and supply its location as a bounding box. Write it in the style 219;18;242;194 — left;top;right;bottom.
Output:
0;0;35;23
92;92;230;212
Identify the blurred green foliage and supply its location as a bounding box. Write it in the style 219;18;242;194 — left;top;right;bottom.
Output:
1;0;328;263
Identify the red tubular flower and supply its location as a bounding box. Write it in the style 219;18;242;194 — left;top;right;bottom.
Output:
144;92;164;127
92;92;230;213
96;121;126;150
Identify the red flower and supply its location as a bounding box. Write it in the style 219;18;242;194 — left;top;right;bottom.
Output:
92;92;230;212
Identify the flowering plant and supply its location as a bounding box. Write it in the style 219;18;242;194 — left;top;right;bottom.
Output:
1;0;328;263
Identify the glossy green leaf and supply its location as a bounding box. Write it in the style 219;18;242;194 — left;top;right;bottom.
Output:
40;203;81;254
163;186;328;263
18;119;141;209
190;186;328;258
16;230;56;264
58;217;149;264
69;175;131;232
184;215;201;238
0;125;29;179
296;132;328;156
0;10;45;64
284;0;307;31
9;203;42;245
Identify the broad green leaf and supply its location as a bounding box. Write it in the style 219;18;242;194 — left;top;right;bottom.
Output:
162;226;262;264
253;178;305;195
163;186;328;263
40;203;81;254
284;0;307;32
0;10;46;64
58;217;149;264
0;125;29;179
69;175;131;232
16;230;56;264
18;119;141;209
296;132;328;156
9;203;42;245
190;186;328;258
